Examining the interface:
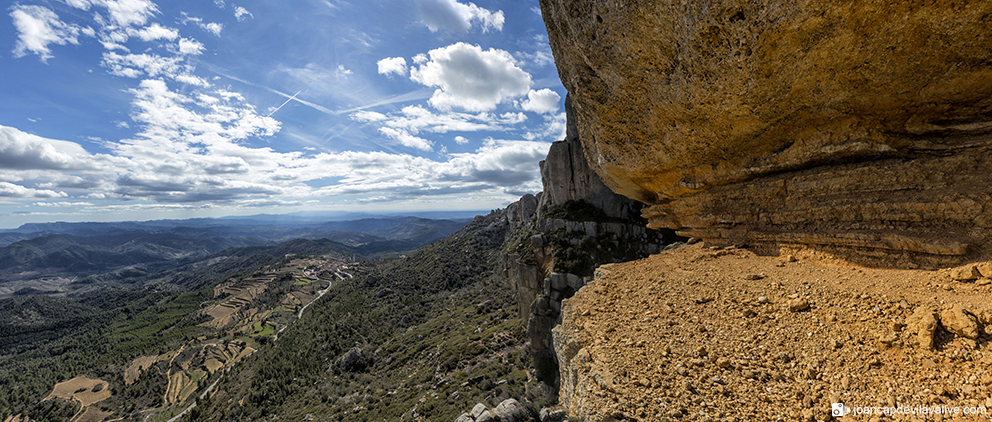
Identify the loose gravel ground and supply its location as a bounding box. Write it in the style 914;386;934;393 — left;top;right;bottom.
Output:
556;242;992;421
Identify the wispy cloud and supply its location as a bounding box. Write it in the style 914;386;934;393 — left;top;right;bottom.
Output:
10;5;90;61
233;6;253;21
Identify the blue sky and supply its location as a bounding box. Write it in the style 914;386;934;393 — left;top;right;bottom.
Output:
0;0;564;228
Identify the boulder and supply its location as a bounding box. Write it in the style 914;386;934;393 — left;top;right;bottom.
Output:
539;0;992;268
540;407;568;422
474;410;497;422
470;403;488;419
338;347;370;372
492;398;530;422
455;414;474;422
950;265;981;281
905;307;939;350
940;304;980;339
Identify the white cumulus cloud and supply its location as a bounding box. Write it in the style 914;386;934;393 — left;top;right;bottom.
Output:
0;182;67;198
410;42;532;112
377;57;407;77
0;125;101;171
520;89;561;114
177;38;204;55
414;0;504;34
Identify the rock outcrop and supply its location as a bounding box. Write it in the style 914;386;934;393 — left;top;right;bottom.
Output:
539;0;992;268
536;96;641;222
497;95;678;389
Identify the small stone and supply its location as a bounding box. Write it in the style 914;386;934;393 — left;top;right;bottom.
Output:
941;304;980;339
950;265;981;281
716;357;732;368
786;255;798;262
841;376;851;389
757;296;769;304
710;375;727;385
787;298;810;312
745;273;766;280
878;332;898;347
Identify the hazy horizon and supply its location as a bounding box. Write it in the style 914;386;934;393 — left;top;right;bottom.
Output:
1;0;563;228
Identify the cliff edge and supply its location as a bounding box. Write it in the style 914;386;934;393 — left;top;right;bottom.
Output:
539;0;992;268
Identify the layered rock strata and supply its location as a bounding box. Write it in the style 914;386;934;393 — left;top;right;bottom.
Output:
539;0;992;267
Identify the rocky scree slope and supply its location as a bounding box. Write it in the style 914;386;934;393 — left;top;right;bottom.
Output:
539;0;992;268
555;243;992;421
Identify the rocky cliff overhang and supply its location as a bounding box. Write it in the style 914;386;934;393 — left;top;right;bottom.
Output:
539;0;992;267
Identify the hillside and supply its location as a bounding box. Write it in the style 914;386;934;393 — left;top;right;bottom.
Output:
186;211;551;422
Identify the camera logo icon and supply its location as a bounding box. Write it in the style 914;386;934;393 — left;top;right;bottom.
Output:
831;403;851;417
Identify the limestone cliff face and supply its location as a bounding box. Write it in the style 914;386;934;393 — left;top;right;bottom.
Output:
537;97;641;222
497;98;676;388
539;0;992;267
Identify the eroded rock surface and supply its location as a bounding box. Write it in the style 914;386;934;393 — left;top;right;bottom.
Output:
540;0;992;267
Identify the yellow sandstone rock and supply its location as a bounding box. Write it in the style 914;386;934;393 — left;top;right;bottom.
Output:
540;0;992;267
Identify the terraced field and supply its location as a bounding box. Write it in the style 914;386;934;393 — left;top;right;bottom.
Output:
7;254;358;422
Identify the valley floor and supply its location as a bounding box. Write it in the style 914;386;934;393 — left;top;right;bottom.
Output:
556;242;992;421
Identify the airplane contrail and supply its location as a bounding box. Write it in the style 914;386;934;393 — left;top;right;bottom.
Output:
206;63;428;116
267;90;303;117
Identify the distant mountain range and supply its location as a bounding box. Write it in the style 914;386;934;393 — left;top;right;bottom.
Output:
0;214;476;297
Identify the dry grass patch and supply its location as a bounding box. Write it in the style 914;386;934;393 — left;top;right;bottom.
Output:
45;375;111;407
203;358;224;374
125;354;163;385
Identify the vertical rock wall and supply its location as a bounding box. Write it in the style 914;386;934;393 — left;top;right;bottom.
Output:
498;96;678;389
